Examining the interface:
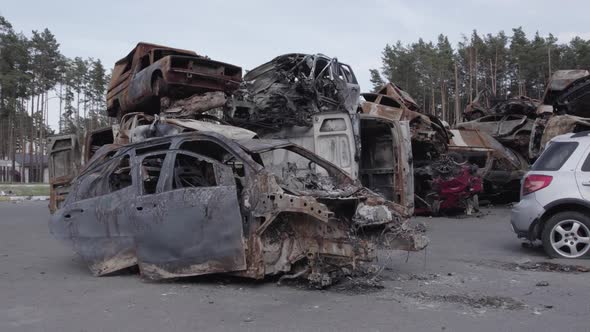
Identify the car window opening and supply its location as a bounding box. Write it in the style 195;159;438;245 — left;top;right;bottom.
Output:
141;154;166;194
109;155;133;192
173;154;217;189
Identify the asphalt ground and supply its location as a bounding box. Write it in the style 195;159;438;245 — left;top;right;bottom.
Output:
1;201;589;332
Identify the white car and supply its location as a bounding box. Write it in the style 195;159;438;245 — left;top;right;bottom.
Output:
511;131;590;258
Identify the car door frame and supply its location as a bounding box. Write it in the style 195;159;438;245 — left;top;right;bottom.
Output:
49;150;140;276
130;149;247;280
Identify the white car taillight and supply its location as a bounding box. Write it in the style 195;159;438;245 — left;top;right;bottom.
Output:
522;174;553;195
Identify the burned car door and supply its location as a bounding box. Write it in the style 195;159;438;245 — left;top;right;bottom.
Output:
50;152;139;276
132;150;247;280
312;113;357;178
47;134;81;213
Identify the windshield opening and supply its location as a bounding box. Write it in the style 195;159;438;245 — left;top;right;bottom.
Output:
254;147;352;195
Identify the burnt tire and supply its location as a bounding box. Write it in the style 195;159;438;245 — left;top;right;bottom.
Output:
542;211;590;259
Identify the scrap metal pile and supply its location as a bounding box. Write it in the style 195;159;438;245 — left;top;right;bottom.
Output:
360;83;482;215
50;132;427;287
47;42;590;286
48;43;427;287
529;70;590;159
457;70;590;194
226;53;360;133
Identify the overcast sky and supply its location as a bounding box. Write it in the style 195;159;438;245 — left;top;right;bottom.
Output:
3;0;590;130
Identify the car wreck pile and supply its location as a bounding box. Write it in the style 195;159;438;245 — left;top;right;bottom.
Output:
47;42;590;286
457;70;590;198
48;43;427;287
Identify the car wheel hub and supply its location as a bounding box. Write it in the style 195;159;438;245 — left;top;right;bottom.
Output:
550;219;590;258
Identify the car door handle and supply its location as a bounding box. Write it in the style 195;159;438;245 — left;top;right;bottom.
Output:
582;181;590;186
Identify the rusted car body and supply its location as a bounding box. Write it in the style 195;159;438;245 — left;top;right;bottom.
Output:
114;112;257;145
553;74;590;117
492;96;539;117
464;90;538;121
360;87;482;215
361;91;449;157
49;132;427;286
226;53;360;131
535;115;590;153
233;109;415;215
457;114;533;155
48;114;257;212
106;43;242;117
374;83;420;112
530;70;590;159
224;56;415;214
449;128;528;201
538;69;590;114
463;89;490;121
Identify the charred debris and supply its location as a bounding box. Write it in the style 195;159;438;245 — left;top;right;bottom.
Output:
48;43;429;287
48;42;590;285
459;69;590;166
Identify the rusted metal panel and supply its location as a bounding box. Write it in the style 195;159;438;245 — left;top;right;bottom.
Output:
134;186;246;280
47;135;81;213
456;114;534;156
375;83;420;111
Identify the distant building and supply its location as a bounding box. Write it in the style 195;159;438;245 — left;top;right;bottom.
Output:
0;154;48;183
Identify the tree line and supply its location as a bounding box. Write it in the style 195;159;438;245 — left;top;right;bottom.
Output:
370;27;590;125
0;16;110;182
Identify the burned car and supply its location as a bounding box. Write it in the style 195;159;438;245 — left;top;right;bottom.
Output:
373;83;421;112
533;115;590;158
530;70;590;159
464;89;538;121
537;69;590;115
226;53;360;131
361;85;482;215
107;43;242;118
49;132;427;286
448;129;528;202
457;114;533;156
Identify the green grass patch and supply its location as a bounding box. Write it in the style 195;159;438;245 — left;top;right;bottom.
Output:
0;184;49;196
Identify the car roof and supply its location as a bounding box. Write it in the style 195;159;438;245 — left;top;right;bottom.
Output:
92;131;294;158
552;131;590;143
236;138;295;153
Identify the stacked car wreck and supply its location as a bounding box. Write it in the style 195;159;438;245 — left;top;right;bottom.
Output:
48;44;428;287
49;41;590;286
360;83;482;215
